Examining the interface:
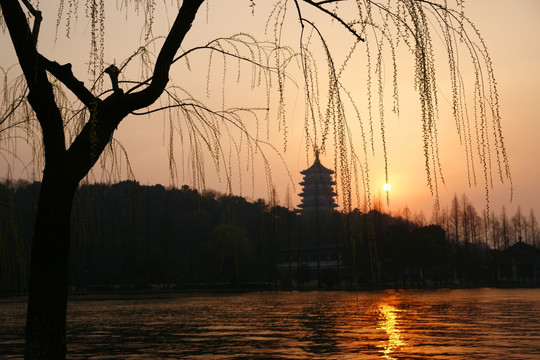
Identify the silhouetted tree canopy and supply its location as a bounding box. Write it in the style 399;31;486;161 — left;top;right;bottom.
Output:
2;180;538;296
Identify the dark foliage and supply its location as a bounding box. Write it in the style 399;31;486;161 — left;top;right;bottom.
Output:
1;180;539;295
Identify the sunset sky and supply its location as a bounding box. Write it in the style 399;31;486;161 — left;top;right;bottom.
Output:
1;0;539;220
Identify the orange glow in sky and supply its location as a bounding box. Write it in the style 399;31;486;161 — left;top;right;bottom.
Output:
1;0;539;219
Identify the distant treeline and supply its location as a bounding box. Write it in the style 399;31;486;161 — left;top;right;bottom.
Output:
1;180;539;294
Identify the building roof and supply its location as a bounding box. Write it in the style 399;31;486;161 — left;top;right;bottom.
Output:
298;150;338;211
503;241;540;256
300;149;334;175
300;161;335;175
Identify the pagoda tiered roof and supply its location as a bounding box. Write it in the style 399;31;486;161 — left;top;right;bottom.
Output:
298;151;338;212
300;160;335;175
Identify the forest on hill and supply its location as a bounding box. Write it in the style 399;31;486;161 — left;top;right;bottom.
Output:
1;180;539;294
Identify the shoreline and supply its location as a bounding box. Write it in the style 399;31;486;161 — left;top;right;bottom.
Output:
3;282;540;301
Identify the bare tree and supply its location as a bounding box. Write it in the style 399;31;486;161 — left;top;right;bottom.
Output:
0;0;512;358
501;206;510;249
468;203;480;250
491;210;502;250
530;209;539;248
482;208;490;250
512;205;524;243
461;194;470;247
450;193;460;245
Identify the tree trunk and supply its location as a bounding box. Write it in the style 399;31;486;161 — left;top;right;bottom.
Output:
0;1;205;357
24;166;78;360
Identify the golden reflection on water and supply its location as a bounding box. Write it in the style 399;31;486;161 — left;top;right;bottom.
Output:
377;300;406;359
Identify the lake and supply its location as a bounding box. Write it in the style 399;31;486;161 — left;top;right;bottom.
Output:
1;288;540;359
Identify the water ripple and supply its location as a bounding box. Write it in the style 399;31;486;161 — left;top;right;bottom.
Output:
1;289;540;359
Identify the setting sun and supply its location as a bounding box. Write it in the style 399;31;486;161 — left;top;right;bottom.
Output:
383;183;391;192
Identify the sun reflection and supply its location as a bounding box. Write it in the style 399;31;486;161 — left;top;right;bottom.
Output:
377;302;405;359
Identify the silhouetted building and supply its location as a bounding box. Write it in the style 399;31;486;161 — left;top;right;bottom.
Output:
297;150;338;215
496;240;540;284
276;151;342;287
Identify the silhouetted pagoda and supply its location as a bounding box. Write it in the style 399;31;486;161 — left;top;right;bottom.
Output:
275;150;342;288
298;150;338;214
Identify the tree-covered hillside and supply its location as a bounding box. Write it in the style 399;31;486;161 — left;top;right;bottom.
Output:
1;180;539;295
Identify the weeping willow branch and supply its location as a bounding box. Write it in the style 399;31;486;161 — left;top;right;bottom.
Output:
1;0;512;210
302;0;365;42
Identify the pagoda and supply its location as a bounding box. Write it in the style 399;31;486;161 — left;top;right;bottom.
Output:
275;150;342;288
298;150;338;214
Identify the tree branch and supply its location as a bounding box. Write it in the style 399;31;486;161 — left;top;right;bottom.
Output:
1;0;66;165
104;64;123;95
124;0;205;112
314;0;346;5
65;0;204;182
0;90;27;127
125;40;281;96
40;55;98;108
20;0;41;46
301;0;365;42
